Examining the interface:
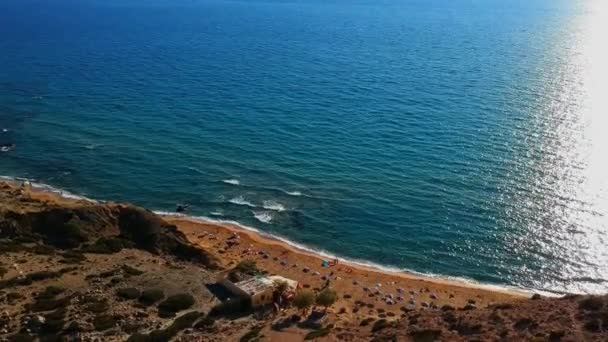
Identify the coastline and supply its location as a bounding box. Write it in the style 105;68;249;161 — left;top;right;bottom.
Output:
164;213;530;300
2;175;534;302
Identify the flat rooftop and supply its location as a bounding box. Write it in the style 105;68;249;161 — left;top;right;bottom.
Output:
235;275;297;296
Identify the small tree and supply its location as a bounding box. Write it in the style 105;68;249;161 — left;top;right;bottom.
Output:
315;288;337;312
274;280;289;295
293;291;315;315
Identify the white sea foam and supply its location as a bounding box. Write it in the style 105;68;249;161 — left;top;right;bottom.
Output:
228;196;255;207
222;179;240;185
0;174;548;297
209;211;224;216
0;175;96;203
155;211;541;296
252;211;273;223
262;200;286;212
285;191;302;196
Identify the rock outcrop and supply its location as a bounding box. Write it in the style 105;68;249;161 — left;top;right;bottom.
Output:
0;182;221;269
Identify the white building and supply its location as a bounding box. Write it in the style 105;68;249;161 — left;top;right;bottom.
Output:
220;275;298;307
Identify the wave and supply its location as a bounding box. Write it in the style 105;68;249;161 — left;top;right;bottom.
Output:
0;175;96;202
209;211;224;216
285;190;302;196
228;196;255;207
252;211;273;223
262;200;286;212
0;175;551;297
222;179;240;185
154;211;544;296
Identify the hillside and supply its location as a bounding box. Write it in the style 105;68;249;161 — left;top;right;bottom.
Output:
1;181;607;341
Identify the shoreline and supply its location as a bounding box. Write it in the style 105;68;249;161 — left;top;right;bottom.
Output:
162;212;532;299
1;175;536;299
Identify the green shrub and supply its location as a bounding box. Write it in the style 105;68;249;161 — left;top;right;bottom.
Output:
293;291;315;314
359;317;375;326
1;268;77;289
209;298;252;317
194;315;215;329
93;314;119;331
44;308;67;321
228;259;261;282
32;245;56;255
41;319;65;333
27;286;70;312
6;292;25;302
305;326;331;340
371;319;389;333
28;271;59;282
240;325;263;342
48;221;87;248
60;251;87;264
116;287;141;300
83;296;110;313
81;238;134;254
158;293;195;313
126;311;203;342
138;289;165;306
39;286;65;299
8;334;35;342
122;264;144;276
315;288;338;311
0;241;28;253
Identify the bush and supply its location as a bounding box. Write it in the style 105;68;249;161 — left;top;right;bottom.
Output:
139;289;165;306
305;327;331;340
81;238;134;254
60;251;87;264
228;259;261;282
48;221;87;249
360;317;375;326
6;292;25;302
209;298;252;317
240;325;263;342
32;245;56;255
158;294;195;313
579;297;604;311
293;291;315;314
93;314;119;331
372;319;389;333
194;315;215;329
83;296;110;313
122;264;144;276
126;311;203;342
8;334;35;342
116;287;141;300
27;286;70;312
316;288;338;311
39;286;65;299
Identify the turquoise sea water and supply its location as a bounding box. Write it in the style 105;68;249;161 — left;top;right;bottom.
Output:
1;0;607;294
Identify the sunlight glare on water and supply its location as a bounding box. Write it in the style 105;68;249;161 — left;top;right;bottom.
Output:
528;0;608;293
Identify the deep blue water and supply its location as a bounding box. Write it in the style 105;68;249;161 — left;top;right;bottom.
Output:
2;0;607;294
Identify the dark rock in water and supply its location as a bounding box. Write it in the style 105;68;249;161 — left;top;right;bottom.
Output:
0;143;15;152
175;204;188;213
531;293;542;300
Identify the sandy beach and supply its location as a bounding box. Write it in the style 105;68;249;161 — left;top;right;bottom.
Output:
168;216;528;318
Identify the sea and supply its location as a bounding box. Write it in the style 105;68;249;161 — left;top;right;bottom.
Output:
1;0;607;295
